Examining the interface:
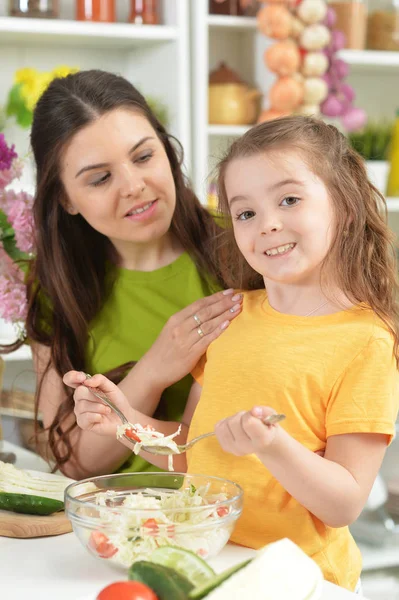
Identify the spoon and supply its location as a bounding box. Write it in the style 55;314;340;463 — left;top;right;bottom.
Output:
84;376;286;456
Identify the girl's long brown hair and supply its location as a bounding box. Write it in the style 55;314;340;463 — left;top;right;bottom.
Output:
216;116;399;365
1;70;224;469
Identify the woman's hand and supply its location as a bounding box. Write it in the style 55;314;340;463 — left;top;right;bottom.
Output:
140;289;242;389
215;406;281;457
63;372;134;437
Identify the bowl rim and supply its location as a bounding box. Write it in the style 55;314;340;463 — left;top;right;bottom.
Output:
64;471;244;515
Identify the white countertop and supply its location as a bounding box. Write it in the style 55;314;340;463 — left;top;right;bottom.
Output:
0;442;360;600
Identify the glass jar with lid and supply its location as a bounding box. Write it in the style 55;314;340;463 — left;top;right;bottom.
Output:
76;0;115;22
328;0;368;50
9;0;59;18
129;0;160;25
367;0;399;51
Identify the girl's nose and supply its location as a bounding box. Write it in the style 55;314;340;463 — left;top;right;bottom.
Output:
260;215;283;235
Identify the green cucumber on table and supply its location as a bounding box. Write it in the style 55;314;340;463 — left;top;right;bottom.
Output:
0;491;64;515
129;561;194;600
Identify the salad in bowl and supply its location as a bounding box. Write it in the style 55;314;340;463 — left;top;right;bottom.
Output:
65;472;243;570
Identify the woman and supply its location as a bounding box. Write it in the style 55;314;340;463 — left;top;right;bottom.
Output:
23;69;242;479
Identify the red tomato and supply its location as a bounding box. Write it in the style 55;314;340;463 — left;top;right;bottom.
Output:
142;518;159;536
125;427;141;442
97;581;158;600
216;506;229;518
88;531;118;559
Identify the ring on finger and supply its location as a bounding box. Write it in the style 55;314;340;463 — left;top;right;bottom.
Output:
197;327;204;337
193;313;202;326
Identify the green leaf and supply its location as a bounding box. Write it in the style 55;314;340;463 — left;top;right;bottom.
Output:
2;236;28;263
16;106;33;128
5;84;32;129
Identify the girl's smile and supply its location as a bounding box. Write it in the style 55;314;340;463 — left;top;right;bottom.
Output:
225;150;335;290
264;242;296;257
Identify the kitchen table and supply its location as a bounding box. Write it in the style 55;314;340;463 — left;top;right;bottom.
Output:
0;441;363;599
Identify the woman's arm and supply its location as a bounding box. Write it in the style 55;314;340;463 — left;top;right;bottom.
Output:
44;289;240;478
64;289;241;417
215;407;388;528
72;374;203;472
33;343;132;479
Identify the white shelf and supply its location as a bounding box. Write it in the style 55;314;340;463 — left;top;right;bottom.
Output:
387;198;399;212
1;345;32;362
0;17;178;49
208;124;252;136
207;15;257;31
338;49;399;69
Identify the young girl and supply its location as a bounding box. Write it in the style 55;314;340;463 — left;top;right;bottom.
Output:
68;116;399;593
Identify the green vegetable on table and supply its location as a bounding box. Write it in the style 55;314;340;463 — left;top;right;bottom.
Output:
0;460;73;516
129;560;194;600
0;491;64;515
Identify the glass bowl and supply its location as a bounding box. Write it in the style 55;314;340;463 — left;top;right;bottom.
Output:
65;472;243;570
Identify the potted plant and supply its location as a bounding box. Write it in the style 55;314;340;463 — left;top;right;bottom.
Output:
348;120;393;195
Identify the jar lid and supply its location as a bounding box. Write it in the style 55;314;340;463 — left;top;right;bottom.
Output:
209;62;243;84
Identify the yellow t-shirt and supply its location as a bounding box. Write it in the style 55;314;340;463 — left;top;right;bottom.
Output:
189;289;399;592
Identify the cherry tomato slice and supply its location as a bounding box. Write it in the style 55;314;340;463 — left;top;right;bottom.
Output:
125;427;141;443
96;581;158;600
88;531;118;559
216;506;229;517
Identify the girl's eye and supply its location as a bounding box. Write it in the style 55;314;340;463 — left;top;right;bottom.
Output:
91;173;110;187
136;151;153;163
281;196;300;207
236;210;255;221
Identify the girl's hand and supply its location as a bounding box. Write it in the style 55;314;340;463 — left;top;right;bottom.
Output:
215;406;281;457
140;289;242;390
63;372;134;437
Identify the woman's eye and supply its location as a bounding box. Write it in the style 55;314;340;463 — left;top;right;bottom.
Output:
136;151;153;163
236;210;255;221
90;173;110;187
281;196;300;207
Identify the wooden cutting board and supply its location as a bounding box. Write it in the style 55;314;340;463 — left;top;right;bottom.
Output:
0;510;72;538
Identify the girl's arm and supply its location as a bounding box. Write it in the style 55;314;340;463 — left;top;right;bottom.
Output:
216;407;388;528
71;374;203;473
261;427;388;527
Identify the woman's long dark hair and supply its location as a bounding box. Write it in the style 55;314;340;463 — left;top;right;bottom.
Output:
2;70;224;469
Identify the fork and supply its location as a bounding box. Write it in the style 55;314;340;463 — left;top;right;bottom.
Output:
85;377;285;456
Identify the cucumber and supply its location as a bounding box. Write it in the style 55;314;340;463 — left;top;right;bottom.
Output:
150;545;215;587
188;559;252;600
129;560;193;600
0;491;64;515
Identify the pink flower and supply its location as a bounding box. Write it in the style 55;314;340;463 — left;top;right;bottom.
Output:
0;244;28;323
0;157;24;189
1;190;35;253
0;276;28;322
0;134;18;173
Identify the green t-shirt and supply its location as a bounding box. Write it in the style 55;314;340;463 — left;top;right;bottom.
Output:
85;251;220;473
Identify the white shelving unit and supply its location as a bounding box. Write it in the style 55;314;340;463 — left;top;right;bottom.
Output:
191;2;399;207
0;0;190;366
339;49;399;69
191;1;271;202
0;1;191;184
0;16;179;48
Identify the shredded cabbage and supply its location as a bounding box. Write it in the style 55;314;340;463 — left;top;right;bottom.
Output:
116;423;182;471
91;484;232;567
0;462;74;501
